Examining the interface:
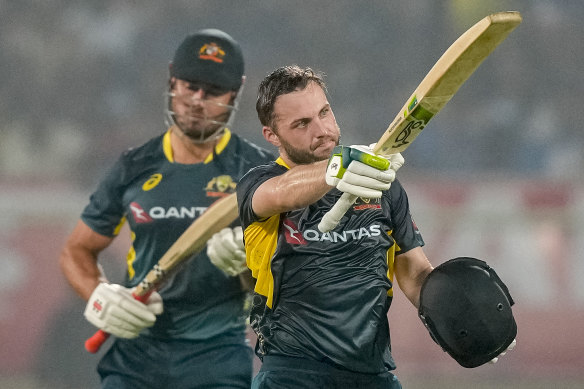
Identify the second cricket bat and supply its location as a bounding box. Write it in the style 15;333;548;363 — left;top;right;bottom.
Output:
318;11;522;232
85;193;239;353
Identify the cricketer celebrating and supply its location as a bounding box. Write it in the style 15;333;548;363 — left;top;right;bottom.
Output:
236;66;513;388
59;29;274;388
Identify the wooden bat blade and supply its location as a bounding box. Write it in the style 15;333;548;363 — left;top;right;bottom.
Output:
318;11;522;233
374;11;522;155
133;192;239;296
85;192;239;353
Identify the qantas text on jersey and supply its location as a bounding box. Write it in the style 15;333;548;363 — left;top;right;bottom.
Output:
149;206;208;219
284;219;382;244
130;203;209;223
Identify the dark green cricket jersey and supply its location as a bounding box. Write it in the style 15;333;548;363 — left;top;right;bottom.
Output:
82;128;274;340
237;158;424;374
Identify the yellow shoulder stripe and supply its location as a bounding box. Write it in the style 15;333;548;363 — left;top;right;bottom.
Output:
113;216;126;236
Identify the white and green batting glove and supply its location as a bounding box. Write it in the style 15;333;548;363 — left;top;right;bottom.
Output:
325;145;394;198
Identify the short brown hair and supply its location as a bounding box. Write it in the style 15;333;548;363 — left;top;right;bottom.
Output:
256;65;326;128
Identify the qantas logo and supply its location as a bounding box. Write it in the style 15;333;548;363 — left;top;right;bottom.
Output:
283;220;307;244
129;202;207;223
283;219;381;245
130;202;153;223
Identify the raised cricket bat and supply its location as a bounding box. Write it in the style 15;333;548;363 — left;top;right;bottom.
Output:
85;193;239;353
318;11;522;232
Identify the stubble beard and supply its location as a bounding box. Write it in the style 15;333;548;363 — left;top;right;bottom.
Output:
174;107;231;143
280;135;341;165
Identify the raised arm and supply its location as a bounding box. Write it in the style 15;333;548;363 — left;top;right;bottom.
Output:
252;145;398;219
252;160;331;218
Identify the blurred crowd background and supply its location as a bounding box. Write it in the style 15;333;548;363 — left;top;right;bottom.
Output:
1;0;583;388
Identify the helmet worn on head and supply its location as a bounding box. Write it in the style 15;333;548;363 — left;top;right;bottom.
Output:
165;29;245;143
418;257;517;368
171;28;244;90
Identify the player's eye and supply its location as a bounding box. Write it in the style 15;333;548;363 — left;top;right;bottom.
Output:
186;82;230;97
292;119;309;128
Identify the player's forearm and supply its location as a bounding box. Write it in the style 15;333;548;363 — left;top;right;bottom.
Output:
60;220;114;300
253;160;331;217
60;245;104;301
395;247;434;308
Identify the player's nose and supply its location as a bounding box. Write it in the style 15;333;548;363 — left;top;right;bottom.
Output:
186;90;207;107
313;118;330;137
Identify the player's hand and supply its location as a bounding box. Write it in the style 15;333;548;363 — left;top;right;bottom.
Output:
207;226;247;276
489;338;517;364
325;145;399;198
84;283;163;339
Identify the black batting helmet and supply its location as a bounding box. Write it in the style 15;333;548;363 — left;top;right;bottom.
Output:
171;29;244;90
418;257;517;368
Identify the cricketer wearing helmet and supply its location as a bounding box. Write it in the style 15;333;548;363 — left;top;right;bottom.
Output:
164;29;245;144
60;29;274;389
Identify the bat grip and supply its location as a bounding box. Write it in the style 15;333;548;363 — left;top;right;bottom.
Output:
84;290;153;353
318;193;357;232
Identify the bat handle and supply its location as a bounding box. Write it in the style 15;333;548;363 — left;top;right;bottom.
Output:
318;193;357;232
84;329;110;353
84;290;153;353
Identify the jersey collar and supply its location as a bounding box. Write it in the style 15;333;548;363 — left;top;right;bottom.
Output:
163;127;232;164
275;157;290;169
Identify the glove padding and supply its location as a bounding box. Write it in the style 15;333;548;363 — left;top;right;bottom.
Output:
326;145;402;198
207;226;247;276
84;283;163;339
489;338;517;364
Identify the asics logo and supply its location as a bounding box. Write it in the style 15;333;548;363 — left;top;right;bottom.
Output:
130;202;153;223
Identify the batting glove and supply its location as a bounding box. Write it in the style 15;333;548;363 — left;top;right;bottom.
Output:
207;226;247;276
325;145;401;198
489;338;517;364
84;283;163;339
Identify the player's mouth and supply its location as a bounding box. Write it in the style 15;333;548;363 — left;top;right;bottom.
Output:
312;138;336;152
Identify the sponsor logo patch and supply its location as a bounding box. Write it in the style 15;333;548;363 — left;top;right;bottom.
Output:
142;174;162;191
283;217;382;245
283;220;307;245
130;202;153;223
205;175;237;198
199;42;225;63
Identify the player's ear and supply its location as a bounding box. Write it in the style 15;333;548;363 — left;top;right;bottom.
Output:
263;126;280;147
